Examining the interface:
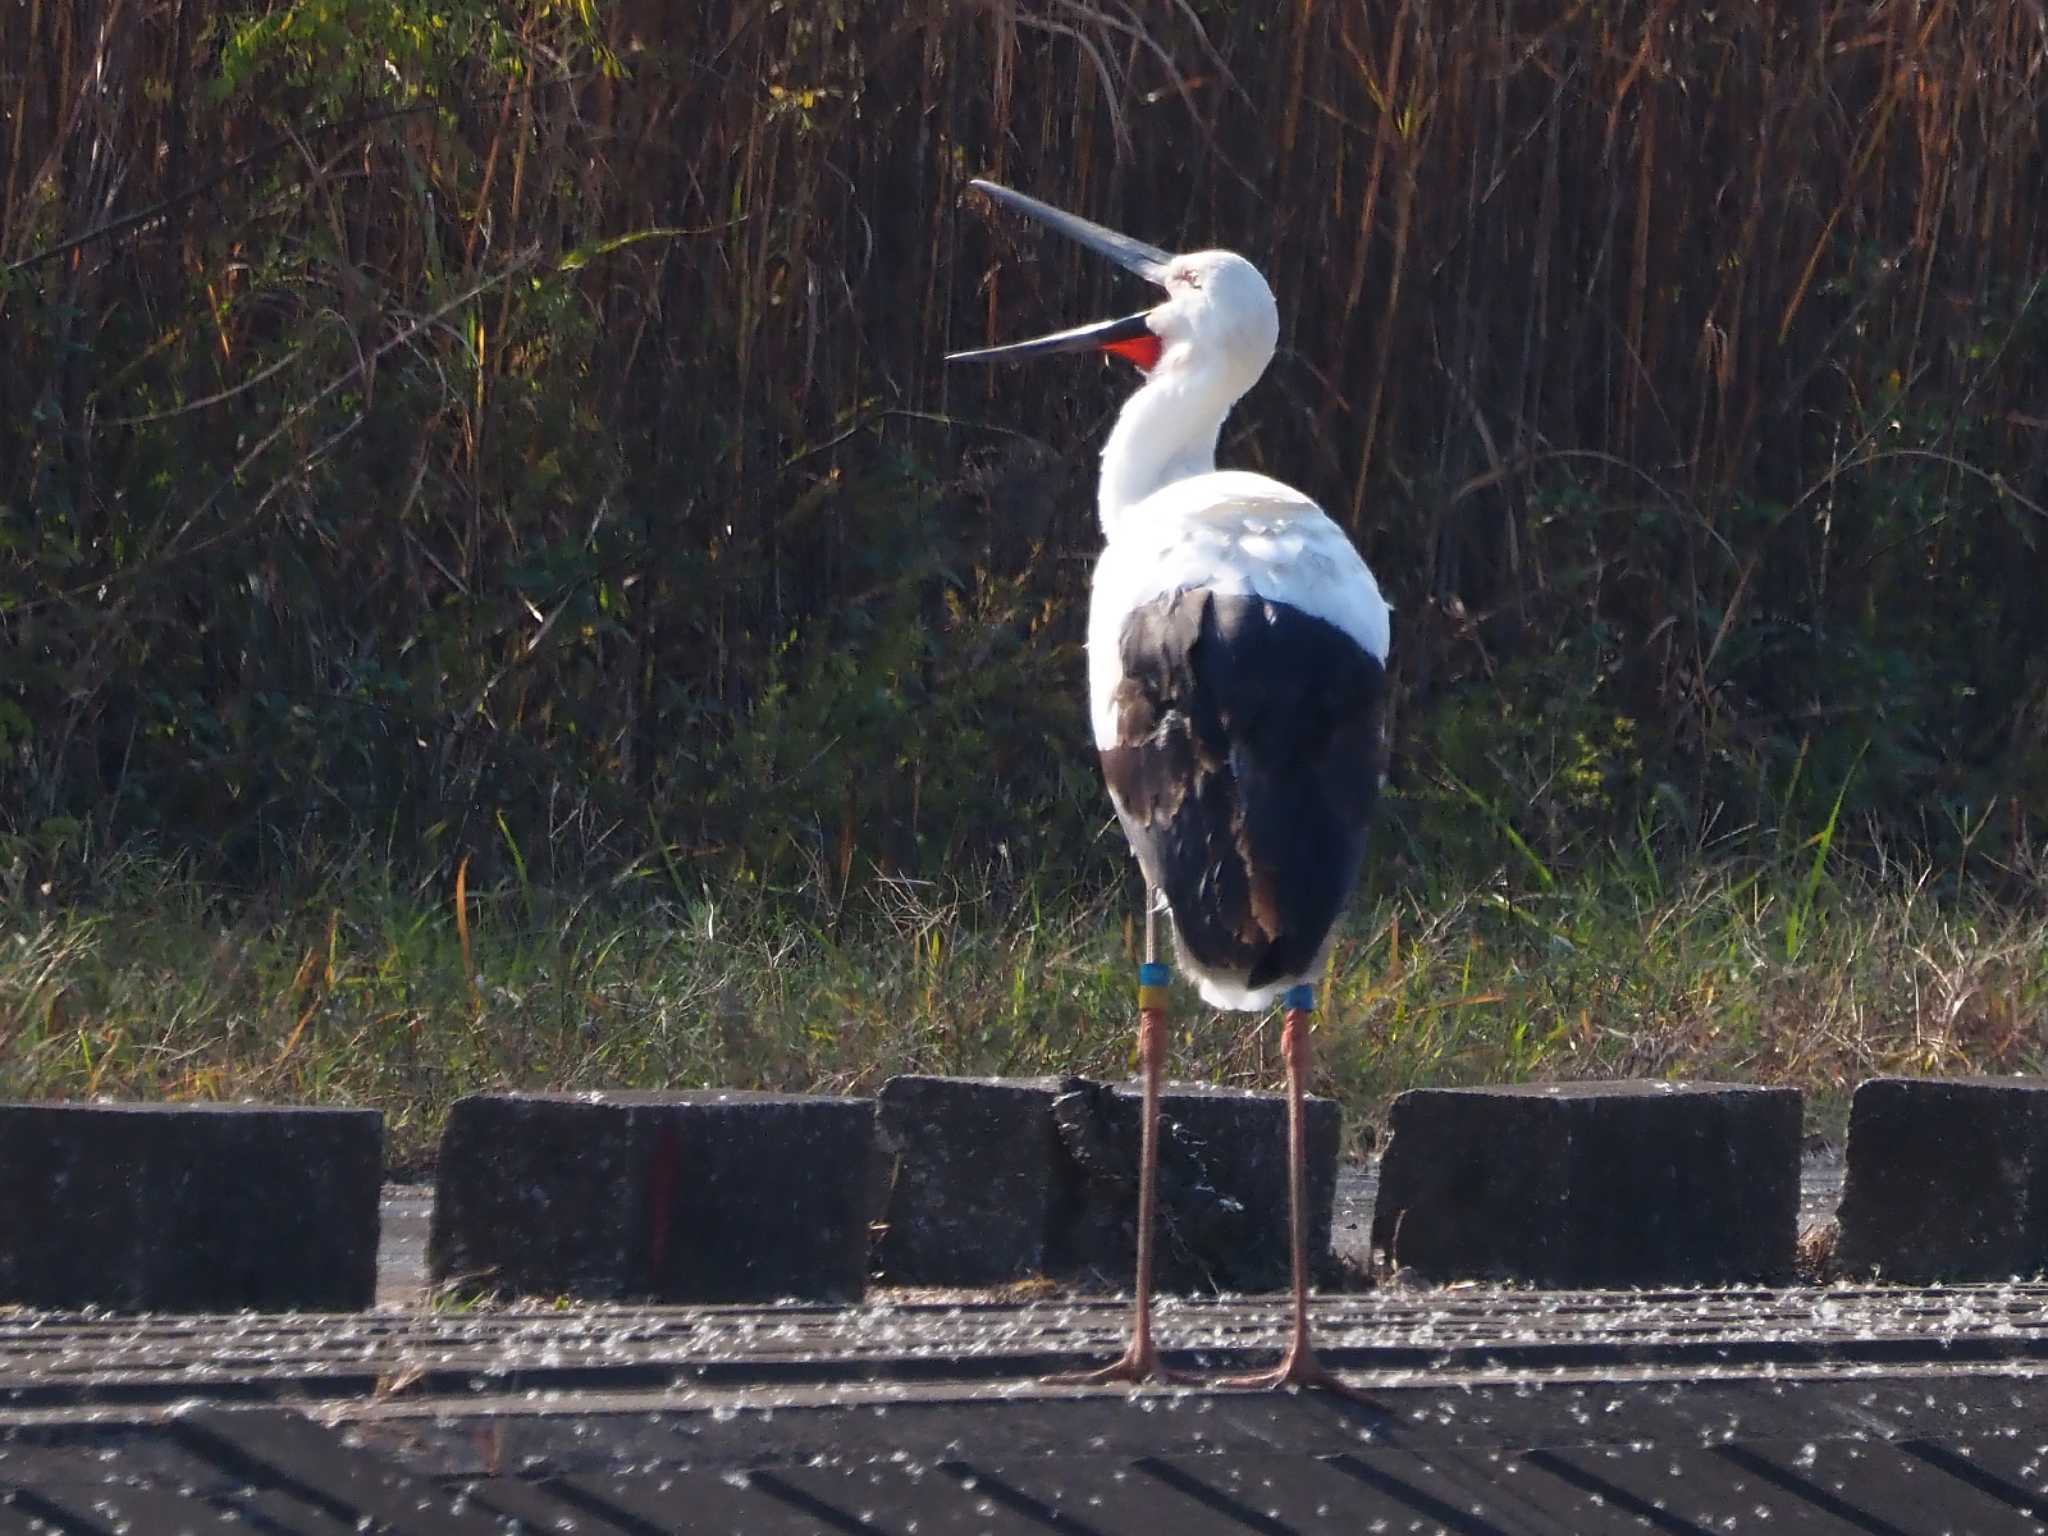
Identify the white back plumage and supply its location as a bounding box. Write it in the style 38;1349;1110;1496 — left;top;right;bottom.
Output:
1087;472;1389;746
1078;249;1388;762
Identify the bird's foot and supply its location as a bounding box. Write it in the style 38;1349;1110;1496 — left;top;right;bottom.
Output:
1212;1344;1369;1400
1043;1341;1197;1388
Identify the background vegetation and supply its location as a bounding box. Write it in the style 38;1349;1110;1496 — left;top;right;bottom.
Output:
3;0;2046;1157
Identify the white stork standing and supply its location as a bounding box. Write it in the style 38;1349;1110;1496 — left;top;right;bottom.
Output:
949;182;1389;1393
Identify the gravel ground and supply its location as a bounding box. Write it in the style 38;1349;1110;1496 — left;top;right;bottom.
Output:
376;1185;434;1307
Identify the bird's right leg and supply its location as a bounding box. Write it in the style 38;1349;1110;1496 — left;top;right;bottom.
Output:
1212;987;1369;1398
1046;888;1192;1387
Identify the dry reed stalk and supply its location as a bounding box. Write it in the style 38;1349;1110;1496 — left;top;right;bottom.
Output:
2;0;2045;893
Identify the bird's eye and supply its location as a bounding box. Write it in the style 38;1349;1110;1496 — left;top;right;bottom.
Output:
1175;266;1202;288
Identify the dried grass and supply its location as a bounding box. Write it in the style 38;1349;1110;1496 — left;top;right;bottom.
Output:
3;839;2041;1165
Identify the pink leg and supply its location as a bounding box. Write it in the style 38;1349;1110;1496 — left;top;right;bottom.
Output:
1215;1005;1364;1396
1046;1001;1193;1386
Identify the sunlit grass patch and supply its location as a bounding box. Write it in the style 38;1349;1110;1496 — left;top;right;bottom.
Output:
3;839;2045;1167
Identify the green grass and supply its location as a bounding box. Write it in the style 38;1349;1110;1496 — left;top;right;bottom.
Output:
3;840;2045;1169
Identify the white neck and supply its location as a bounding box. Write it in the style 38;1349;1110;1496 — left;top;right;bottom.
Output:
1096;367;1234;539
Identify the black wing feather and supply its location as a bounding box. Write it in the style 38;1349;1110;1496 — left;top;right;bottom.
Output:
1099;588;1385;989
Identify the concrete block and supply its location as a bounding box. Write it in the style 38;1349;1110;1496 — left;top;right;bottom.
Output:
873;1076;1072;1286
0;1101;382;1312
428;1090;876;1303
1052;1080;1342;1293
1835;1076;2048;1282
1370;1082;1801;1286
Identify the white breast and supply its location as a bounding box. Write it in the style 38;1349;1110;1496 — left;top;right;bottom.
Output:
1086;471;1391;747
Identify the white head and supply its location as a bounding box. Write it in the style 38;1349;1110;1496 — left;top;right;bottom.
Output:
946;182;1282;524
946;183;1277;400
1133;249;1280;405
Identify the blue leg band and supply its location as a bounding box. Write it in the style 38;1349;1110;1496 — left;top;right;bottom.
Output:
1282;983;1318;1012
1136;960;1171;1010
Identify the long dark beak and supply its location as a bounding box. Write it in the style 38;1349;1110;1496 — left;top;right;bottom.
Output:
946;181;1171;369
947;310;1154;366
963;180;1172;283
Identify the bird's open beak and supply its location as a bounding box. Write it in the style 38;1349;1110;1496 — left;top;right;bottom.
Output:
947;180;1170;372
946;310;1159;369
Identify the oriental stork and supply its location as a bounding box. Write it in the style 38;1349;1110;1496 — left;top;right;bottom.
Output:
949;182;1389;1393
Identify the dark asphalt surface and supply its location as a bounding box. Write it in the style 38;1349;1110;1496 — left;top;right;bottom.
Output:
10;1277;2048;1533
20;1152;2044;1536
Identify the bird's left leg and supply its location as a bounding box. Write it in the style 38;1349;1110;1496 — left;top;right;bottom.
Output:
1214;984;1364;1396
1045;890;1195;1387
